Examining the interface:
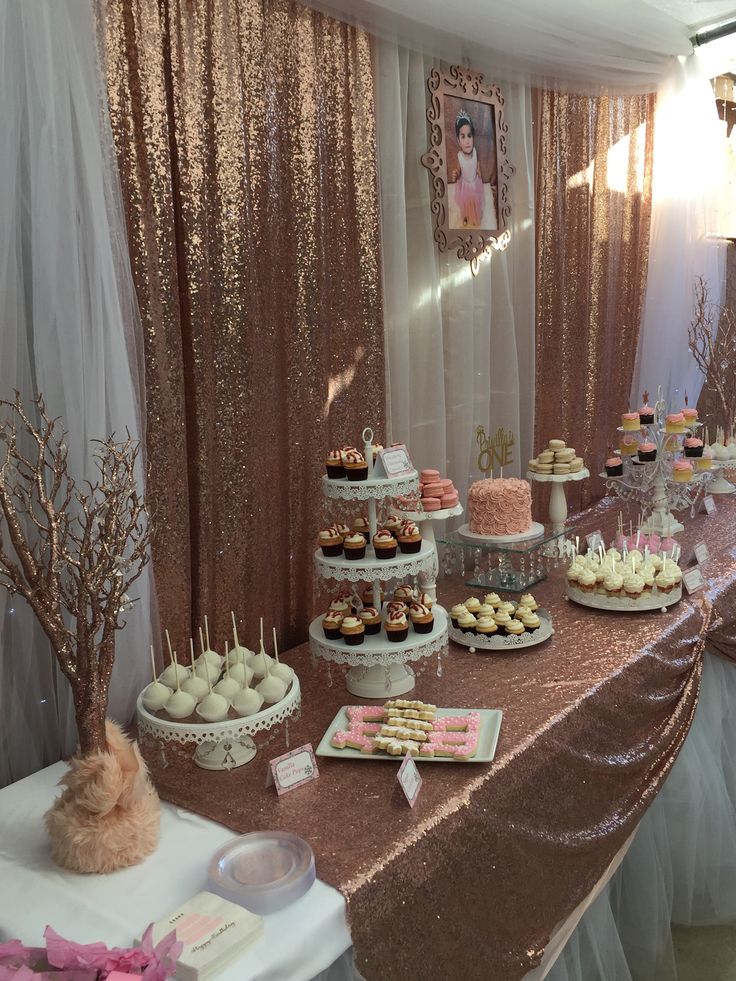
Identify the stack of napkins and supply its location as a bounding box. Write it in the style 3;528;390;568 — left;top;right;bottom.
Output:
150;891;263;981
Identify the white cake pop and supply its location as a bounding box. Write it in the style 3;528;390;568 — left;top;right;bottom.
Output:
269;627;294;686
255;660;287;705
227;612;253;665
229;660;254;687
231;679;264;717
159;629;190;688
181;639;210;702
194;660;221;684
249;619;273;678
196;660;229;722
198;616;223;667
164;647;196;719
142;645;172;711
213;644;242;702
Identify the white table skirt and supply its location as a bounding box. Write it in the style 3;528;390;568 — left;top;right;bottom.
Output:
0;762;355;981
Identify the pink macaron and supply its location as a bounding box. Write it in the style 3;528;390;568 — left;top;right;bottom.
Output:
421;497;442;511
422;482;444;498
441;492;459;507
420;469;441;482
439;478;454;491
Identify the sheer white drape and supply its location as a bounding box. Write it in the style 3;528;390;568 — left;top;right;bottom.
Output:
376;42;535;494
545;649;736;980
631;49;727;408
308;0;702;93
0;0;152;785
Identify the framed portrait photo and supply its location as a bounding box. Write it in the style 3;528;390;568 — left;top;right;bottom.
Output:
421;66;515;268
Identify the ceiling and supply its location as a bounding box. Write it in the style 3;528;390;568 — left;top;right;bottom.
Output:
643;1;736;31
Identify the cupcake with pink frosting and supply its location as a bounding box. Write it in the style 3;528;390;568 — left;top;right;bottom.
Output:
683;436;703;458
673;460;693;483
638;392;655;425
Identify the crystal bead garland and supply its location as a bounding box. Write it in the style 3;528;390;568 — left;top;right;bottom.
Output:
436;646;443;678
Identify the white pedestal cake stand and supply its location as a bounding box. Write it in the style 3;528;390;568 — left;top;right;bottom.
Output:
709;463;735;495
310;428;448;697
393;504;463;601
457;521;546;544
136;675;301;771
526;469;590;533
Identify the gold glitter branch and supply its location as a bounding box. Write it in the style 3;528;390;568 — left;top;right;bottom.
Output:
0;393;151;756
688;276;736;436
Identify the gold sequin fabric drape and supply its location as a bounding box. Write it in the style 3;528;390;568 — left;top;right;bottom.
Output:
102;0;384;654
535;91;654;509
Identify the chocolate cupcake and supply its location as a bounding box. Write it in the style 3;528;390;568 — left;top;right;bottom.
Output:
605;457;623;477
397;520;422;554
325;449;345;479
638;442;657;462
683;437;704;458
323;611;343;640
450;603;468;629
318;526;343;557
409;602;434;634
343;532;367;560
385;610;409;643
343;448;368;481
373;529;397;559
359;607;382;635
457;611;477;635
340;616;365;646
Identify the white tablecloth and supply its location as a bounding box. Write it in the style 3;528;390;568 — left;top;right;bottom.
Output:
0;762;354;981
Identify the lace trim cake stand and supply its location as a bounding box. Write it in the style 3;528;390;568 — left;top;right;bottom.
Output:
566;584;682;613
392;504;463;602
449;608;554;652
709;463;735;495
136;675;301;771
526;469;590;533
310;427;446;697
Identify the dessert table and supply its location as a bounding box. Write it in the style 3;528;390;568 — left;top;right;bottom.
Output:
140;496;736;981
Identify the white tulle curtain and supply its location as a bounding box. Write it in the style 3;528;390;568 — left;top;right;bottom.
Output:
376;42;535;492
631;48;727;409
0;0;152;785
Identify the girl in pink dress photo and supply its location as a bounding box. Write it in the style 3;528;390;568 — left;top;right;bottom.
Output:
452;109;485;227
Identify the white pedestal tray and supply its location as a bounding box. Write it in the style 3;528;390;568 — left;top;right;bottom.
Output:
710;463;736;495
136;675;301;771
309;427;447;697
566;584;682;613
449;608;554;652
395;503;464;602
526;468;590;533
457;521;546;544
309;606;448;698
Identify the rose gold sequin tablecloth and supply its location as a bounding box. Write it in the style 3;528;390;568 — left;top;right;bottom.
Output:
144;497;736;981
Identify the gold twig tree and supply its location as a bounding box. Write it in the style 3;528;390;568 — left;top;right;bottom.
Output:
0;394;150;756
688;276;736;437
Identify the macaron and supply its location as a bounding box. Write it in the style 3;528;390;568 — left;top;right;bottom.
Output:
421;497;442;511
441;492;459;507
420;469;440;482
548;439;566;450
422;482;444;498
439;478;454;491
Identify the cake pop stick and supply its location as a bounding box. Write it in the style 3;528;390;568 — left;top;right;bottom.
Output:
149;644;157;684
166;628;175;665
199;625;206;656
205;615;213;653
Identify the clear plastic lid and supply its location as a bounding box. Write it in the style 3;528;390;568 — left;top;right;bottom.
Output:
207;831;316;915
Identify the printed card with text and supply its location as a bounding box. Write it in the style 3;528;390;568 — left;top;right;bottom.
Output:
377;444;414;479
694;542;709;565
703;495;717;515
267;744;319;796
397;753;422;808
586;530;604;553
683;567;706;595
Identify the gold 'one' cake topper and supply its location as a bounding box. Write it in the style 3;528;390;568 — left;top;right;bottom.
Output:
476;425;515;476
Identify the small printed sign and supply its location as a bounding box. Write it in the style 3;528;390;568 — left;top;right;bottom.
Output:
397;753;422;808
267;744;319;796
586;530;604;553
683;567;706;595
377;444;414;479
703;495;717;515
694;542;709;565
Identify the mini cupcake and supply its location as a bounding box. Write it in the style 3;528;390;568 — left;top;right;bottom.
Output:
386;600;408;616
655;570;674;594
416;591;434;610
352;515;370;534
498;601;516;615
483;592;502;608
476;616;498;638
623;573;644;599
410;602;434;634
450;603;468;629
385;609;409;643
605;457;623;477
638;442;657;463
318;525;343;557
476;603;495;619
457;611;477;635
397;520;422;554
619;435;639;456
343;448;368;481
640;567;655;595
340;616;365;646
325;449;345;479
371;442;383;462
505;620;525;638
329;598;351;617
683;436;704;458
359;607;382;635
665;413;685;434
343;532;367;559
566;565;580;586
362;584;384;607
519;594;538;611
520;612;541;632
384;514;403;534
373;528;397;559
394;584;415;603
638;395;655;425
603;572;623;598
621;411;641;432
577;568;596;593
464;596;481;616
323;611;344;639
696;454;712;471
334;522;351;540
493;610;512;630
682;405;698;426
673;460;693;483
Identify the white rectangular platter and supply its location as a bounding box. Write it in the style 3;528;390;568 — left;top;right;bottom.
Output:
316;706;503;764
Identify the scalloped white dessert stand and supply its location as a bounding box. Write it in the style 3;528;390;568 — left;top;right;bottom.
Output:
566;584;682;613
449;608;554;652
526;468;590;533
709;463;735;495
311;428;448;697
136;675;301;771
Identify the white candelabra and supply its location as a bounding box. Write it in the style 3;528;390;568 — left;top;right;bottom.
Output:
600;390;714;536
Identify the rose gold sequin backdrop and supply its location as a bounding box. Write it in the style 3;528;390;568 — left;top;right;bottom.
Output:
535;91;655;511
102;0;384;655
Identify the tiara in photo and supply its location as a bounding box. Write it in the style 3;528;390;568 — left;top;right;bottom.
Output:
456;109;472;128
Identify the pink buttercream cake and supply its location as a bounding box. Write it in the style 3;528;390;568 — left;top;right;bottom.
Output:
467;477;532;536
